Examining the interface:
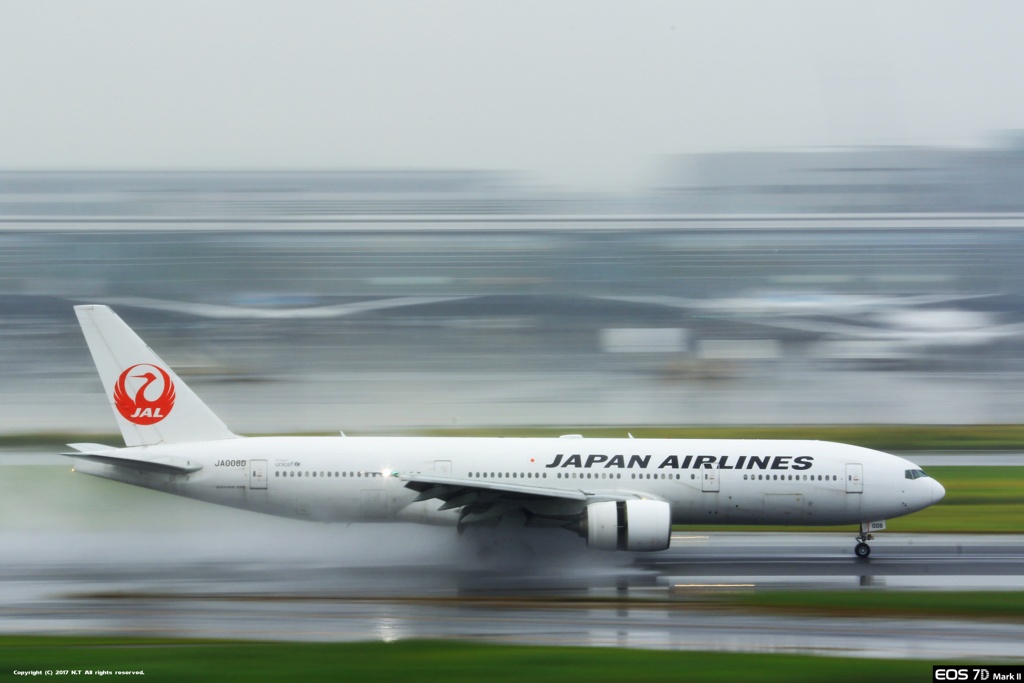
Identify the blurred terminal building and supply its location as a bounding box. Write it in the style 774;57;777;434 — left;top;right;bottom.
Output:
4;139;1024;431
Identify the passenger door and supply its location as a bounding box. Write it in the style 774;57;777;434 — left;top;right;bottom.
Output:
845;463;863;493
249;459;268;490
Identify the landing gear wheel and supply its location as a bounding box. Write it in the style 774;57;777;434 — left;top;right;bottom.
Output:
854;522;878;559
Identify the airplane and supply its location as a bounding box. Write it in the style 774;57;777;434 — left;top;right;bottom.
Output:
598;292;1024;355
64;305;945;558
76;295;476;319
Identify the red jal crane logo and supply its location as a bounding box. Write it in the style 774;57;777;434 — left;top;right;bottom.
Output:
114;364;176;425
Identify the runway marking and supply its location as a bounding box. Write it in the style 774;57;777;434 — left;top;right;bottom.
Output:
672;584;756;588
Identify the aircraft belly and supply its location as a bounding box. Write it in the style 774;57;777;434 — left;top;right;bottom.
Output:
394;499;460;526
761;493;809;523
666;483;706;524
721;491;766;524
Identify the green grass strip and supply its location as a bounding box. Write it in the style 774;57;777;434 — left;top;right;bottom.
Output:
728;590;1024;622
0;638;931;682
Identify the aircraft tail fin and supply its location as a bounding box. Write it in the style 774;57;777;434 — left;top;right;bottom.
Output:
74;305;238;447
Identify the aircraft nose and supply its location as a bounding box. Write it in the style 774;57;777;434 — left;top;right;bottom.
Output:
931;478;946;505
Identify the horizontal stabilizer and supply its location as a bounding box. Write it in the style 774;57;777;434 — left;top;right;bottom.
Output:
62;444;202;475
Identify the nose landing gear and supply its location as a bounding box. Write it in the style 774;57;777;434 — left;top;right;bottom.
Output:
854;521;881;558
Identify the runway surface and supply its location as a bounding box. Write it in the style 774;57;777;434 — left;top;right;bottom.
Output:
1;459;1022;659
1;524;1022;660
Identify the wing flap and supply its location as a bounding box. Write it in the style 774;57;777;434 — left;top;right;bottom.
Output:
395;473;589;502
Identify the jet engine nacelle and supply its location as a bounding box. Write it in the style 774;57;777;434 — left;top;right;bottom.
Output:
585;499;671;551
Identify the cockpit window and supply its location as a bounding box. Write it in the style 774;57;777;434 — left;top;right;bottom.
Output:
905;469;930;480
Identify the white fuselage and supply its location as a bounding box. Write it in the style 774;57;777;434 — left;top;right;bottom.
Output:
72;436;943;527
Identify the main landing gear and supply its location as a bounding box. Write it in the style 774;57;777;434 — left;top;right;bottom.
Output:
854;522;874;558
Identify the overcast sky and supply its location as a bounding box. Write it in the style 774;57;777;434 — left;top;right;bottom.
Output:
2;1;1023;189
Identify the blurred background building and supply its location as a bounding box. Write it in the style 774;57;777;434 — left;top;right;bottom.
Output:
657;135;1024;214
4;138;1024;435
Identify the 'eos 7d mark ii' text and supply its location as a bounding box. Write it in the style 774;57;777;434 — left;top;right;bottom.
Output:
934;667;1023;682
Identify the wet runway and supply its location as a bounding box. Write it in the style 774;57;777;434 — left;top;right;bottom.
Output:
1;460;1022;659
1;523;1022;660
5;584;1023;661
645;532;1024;586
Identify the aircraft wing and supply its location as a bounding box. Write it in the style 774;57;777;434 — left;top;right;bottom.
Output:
397;472;587;501
79;295;477;319
394;472;640;530
62;443;203;475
